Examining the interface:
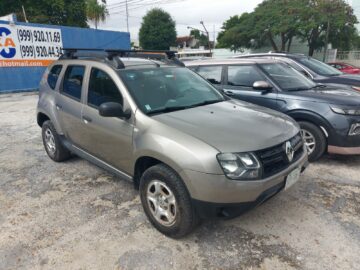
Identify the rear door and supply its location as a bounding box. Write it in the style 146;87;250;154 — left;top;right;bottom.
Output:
223;65;278;109
56;64;86;144
79;66;134;174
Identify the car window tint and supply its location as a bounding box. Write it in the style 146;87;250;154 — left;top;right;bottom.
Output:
61;65;85;101
227;65;264;87
197;66;222;84
47;65;62;90
88;68;123;108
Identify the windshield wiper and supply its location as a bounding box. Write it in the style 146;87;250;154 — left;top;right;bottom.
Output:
312;84;327;89
147;105;192;115
288;87;311;92
147;100;223;115
188;99;223;108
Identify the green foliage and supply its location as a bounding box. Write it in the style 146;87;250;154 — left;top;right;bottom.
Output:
86;0;108;29
190;29;208;47
139;8;176;50
0;0;88;27
217;0;359;55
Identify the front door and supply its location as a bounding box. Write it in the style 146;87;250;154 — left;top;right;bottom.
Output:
79;67;134;174
223;65;278;110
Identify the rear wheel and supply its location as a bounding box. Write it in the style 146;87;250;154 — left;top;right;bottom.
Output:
42;120;71;162
139;164;199;238
299;121;326;162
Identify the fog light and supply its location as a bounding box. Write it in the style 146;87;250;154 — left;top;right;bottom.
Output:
349;123;360;136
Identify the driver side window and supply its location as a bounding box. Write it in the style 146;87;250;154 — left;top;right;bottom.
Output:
227;65;264;88
87;68;123;108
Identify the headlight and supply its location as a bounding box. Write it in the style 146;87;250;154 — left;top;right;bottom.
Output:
352;86;360;92
331;106;360;115
217;153;261;180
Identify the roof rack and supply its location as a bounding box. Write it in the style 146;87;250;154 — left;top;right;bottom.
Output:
60;48;184;69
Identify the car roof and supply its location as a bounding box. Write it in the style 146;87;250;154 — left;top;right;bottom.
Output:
185;57;284;66
234;53;307;59
54;57;178;70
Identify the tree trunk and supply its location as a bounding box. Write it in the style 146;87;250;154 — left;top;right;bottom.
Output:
308;46;315;56
280;33;286;52
287;36;293;52
267;31;279;52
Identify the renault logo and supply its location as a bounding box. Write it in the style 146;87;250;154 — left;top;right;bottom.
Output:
285;141;295;162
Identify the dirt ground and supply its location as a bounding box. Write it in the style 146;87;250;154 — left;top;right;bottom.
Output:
0;92;360;270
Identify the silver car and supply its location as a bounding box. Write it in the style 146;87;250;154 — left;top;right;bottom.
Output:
37;49;308;238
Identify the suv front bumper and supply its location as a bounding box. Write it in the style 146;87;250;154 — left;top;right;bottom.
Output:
180;149;308;217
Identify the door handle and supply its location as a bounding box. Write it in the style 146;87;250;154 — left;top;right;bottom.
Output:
224;90;235;96
55;104;62;111
82;116;92;124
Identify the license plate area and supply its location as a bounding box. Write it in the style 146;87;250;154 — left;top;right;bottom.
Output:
285;167;301;190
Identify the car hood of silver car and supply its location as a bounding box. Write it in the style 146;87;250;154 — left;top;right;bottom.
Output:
153;99;299;153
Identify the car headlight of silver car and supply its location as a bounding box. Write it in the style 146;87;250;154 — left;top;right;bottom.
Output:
331;106;360;115
217;153;261;180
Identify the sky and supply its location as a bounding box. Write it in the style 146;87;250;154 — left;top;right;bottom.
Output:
94;0;263;41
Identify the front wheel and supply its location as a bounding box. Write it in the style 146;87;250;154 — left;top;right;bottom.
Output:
139;164;199;238
299;121;326;162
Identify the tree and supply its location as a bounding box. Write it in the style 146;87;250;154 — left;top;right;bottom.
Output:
0;0;88;27
139;8;176;50
297;0;358;56
216;13;259;52
190;29;208;47
216;0;359;55
86;0;108;29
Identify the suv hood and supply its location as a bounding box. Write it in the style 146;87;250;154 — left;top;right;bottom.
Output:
288;86;360;106
318;73;360;87
153;100;299;153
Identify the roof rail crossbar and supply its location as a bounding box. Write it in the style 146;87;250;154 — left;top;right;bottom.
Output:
60;48;184;68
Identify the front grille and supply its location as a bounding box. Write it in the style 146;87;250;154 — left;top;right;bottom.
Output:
256;133;304;178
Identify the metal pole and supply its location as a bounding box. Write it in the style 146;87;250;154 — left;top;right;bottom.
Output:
200;21;211;55
22;5;29;23
125;0;129;33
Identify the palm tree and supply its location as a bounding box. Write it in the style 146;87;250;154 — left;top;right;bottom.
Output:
86;0;108;29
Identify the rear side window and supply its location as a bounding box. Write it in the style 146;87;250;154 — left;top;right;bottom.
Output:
227;65;264;87
47;65;62;90
88;68;123;108
61;65;85;101
197;66;222;84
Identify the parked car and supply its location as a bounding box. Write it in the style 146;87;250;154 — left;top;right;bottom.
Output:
328;62;360;75
234;53;360;91
186;58;360;161
37;49;308;238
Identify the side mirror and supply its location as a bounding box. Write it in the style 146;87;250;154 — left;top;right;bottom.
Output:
253;81;273;92
99;102;131;119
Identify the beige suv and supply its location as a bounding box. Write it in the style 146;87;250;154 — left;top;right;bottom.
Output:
37;49;308;238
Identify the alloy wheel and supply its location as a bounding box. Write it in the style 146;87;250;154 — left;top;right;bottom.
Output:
44;128;56;154
301;129;316;155
146;180;177;227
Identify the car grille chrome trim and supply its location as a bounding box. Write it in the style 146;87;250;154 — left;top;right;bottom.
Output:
256;133;304;178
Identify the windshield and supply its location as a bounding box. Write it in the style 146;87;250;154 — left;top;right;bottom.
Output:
298;57;342;76
260;63;316;91
119;67;225;115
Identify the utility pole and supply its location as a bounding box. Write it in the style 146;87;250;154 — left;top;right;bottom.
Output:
22;5;29;23
200;21;212;55
125;0;129;33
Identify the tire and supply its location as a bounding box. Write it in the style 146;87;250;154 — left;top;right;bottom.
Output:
41;120;71;162
139;164;199;238
299;121;326;162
